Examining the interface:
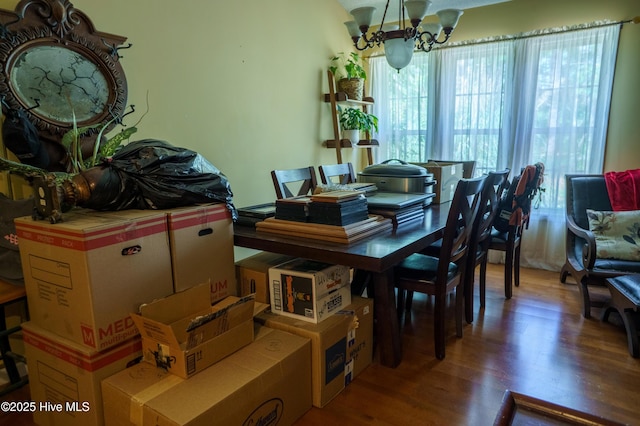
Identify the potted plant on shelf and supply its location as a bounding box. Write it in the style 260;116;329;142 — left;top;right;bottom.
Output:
338;106;378;145
330;52;367;101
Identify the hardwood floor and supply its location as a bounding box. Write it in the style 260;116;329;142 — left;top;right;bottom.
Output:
2;264;639;425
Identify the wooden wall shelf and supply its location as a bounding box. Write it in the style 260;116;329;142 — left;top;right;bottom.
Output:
324;70;377;165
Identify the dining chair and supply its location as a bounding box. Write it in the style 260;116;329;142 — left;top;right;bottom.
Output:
395;175;486;360
467;169;510;322
319;163;356;185
0;279;29;396
486;164;544;300
270;166;318;199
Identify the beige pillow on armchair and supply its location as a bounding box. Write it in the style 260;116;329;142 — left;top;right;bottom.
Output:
586;209;640;261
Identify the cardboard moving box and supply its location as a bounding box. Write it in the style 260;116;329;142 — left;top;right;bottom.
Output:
412;161;464;204
236;251;295;304
15;209;174;351
268;258;351;323
22;321;142;426
130;284;254;378
256;296;374;407
102;326;312;426
165;204;236;301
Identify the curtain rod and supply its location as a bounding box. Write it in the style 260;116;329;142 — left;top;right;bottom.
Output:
368;17;638;58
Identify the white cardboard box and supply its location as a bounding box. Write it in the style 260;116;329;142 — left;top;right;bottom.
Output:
268;258;351;323
102;326;312;426
130;284;254;378
15;209;174;351
165;203;237;302
22;321;142;426
413;161;464;204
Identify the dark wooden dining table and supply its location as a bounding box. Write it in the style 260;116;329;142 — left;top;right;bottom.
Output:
233;202;450;368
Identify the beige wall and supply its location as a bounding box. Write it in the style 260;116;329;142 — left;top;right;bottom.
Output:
0;0;637;207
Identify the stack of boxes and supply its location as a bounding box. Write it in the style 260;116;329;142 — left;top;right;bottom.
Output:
15;208;174;426
238;255;375;408
14;202;375;425
13;203;241;425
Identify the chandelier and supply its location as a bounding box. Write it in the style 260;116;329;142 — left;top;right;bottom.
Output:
344;0;463;71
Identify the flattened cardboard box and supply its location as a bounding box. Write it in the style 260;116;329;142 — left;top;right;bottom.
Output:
164;204;237;301
256;296;374;408
130;284;254;378
102;326;312;426
268;258;351;323
412;161;464;203
236;251;295;304
22;321;142;426
15;209;174;351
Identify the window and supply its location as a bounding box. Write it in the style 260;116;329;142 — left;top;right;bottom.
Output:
371;24;620;270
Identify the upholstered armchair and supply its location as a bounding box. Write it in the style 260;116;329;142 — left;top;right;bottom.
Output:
560;174;640;318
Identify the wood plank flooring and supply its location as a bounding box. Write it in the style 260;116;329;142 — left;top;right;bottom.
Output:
2;264;639;425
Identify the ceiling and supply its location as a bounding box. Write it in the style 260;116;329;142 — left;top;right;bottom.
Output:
338;0;510;24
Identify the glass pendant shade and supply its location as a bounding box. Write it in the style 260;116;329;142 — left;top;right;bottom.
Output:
404;0;430;22
344;20;361;37
384;37;415;71
436;9;463;29
420;22;442;40
351;7;375;29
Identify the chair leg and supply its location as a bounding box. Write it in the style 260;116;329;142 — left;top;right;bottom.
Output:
514;242;522;288
559;262;570;283
504;246;514;300
396;288;405;321
434;293;446;360
406;290;414;311
464;263;476;324
603;306;639;358
578;279;592;319
456;283;463;338
479;257;487;308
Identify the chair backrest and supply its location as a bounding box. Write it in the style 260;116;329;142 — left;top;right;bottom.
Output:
428;159;476;179
438;176;486;280
566;174;611;230
271;167;318;199
319;163;356;185
473;169;510;248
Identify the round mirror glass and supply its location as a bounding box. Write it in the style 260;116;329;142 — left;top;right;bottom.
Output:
9;44;110;124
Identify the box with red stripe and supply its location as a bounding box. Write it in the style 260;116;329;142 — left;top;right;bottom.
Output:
22;321;142;426
15;209;174;351
164;203;236;301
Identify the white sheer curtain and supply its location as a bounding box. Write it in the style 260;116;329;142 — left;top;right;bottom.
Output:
370;23;620;271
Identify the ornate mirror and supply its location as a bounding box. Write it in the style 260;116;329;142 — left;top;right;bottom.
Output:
0;0;129;142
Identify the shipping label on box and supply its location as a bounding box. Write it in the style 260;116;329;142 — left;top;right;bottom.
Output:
165;204;237;302
269;259;351;323
22;321;142;426
342;296;374;385
102;326;312;426
236;252;295;304
130;284;255;378
15;209;174;351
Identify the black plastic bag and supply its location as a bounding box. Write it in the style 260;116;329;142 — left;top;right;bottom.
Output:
75;139;237;219
2;108;49;169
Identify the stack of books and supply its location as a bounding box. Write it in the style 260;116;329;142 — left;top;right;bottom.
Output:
367;203;426;228
308;191;369;226
274;196;312;222
255;215;393;244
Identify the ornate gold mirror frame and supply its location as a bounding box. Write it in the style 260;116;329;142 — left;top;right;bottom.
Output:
0;0;129;142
